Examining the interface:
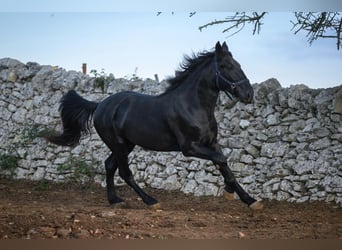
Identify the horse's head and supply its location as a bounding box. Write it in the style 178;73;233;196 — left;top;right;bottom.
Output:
214;41;254;104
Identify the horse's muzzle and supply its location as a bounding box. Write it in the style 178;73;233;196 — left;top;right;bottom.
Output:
243;89;254;104
238;80;254;104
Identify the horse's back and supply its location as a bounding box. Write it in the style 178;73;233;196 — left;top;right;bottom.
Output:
94;91;159;122
93;91;133;124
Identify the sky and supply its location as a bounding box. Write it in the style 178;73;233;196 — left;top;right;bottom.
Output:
0;2;341;89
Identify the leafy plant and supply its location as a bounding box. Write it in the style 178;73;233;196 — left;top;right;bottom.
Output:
90;69;115;93
22;124;53;144
0;153;19;170
124;67;142;81
57;157;97;183
1;147;19;178
33;180;49;191
0;123;53;178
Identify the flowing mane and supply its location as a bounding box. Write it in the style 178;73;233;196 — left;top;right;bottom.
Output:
165;50;215;92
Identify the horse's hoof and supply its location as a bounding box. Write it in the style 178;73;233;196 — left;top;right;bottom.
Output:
249;200;263;210
149;203;162;210
224;192;235;200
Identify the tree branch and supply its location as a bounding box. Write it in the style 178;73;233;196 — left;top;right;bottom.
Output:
199;12;267;36
291;12;342;50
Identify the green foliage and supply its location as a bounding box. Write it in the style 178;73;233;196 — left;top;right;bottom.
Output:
124;67;142;81
0;120;99;184
57;157;97;183
90;67;144;92
0;123;52;178
33;180;49;191
90;68;115;93
0;153;19;171
22;123;53;144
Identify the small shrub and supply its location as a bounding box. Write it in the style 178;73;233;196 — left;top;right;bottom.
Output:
90;69;115;93
0;153;19;177
22;124;53;143
57;157;96;184
0;153;19;170
124;67;142;81
33;180;49;191
0;123;62;179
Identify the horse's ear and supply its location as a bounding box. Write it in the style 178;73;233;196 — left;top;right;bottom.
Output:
222;42;229;52
215;42;222;56
215;42;222;51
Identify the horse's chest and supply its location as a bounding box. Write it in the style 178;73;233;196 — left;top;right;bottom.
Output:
201;118;218;141
188;113;218;143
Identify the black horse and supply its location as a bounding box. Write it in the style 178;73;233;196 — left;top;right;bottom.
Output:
47;42;263;210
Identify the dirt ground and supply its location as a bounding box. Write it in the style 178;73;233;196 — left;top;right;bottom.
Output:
0;178;341;239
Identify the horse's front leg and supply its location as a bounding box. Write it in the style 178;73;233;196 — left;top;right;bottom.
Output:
182;142;263;209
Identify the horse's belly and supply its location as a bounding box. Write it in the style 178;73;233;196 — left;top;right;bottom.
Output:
125;124;179;152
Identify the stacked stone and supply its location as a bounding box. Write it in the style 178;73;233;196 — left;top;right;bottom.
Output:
215;78;342;205
0;58;341;206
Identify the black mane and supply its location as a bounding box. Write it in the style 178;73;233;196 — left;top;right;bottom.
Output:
166;50;215;92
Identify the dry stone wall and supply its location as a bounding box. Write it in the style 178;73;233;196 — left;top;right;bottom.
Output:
1;57;342;206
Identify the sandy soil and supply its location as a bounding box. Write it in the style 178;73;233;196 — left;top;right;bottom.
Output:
0;178;341;239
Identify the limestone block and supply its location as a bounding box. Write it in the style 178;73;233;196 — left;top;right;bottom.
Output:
260;142;289;158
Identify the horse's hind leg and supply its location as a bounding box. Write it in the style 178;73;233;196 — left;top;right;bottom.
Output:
115;143;158;206
105;153;124;205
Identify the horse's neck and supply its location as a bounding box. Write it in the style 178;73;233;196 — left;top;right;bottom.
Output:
177;69;219;114
197;77;220;114
162;60;219;114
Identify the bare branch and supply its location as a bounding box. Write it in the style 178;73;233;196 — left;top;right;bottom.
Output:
337;17;342;49
291;12;342;50
157;12;342;50
199;12;267;36
189;12;196;18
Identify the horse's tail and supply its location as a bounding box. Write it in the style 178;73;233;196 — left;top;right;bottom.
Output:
46;90;99;146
